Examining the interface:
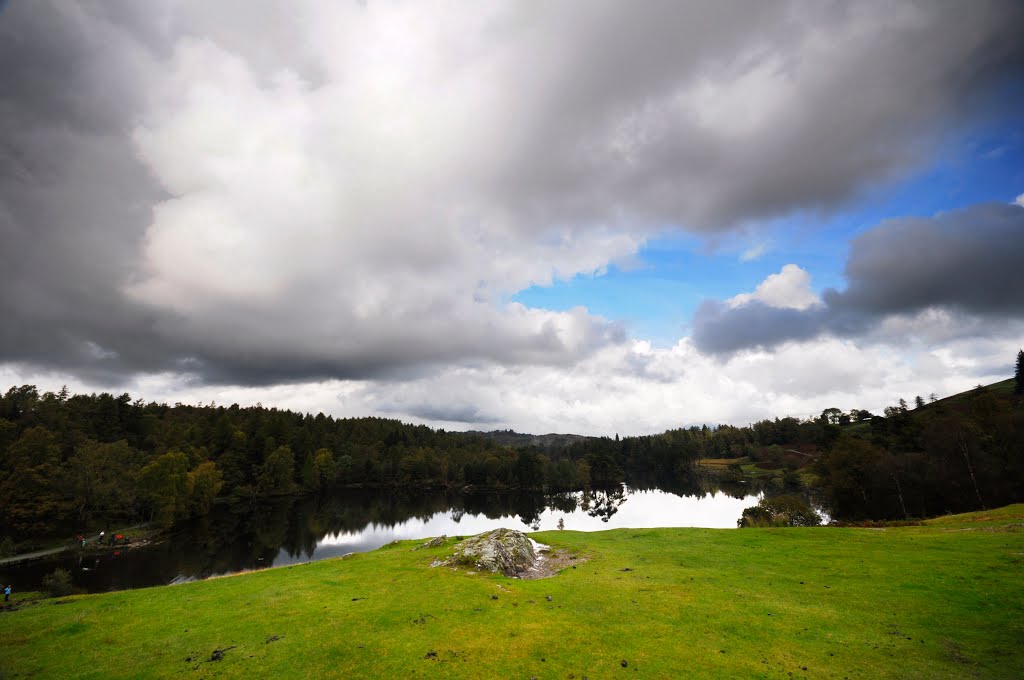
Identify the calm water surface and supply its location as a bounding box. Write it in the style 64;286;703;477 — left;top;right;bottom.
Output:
2;485;761;594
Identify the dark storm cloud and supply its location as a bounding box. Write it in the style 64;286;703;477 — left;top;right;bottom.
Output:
693;202;1024;354
0;2;622;385
2;1;1024;386
691;302;832;356
382;402;500;426
0;2;179;382
829;203;1024;316
482;0;1024;230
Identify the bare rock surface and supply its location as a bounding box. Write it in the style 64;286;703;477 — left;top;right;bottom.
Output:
433;528;585;578
415;536;447;550
441;529;536;576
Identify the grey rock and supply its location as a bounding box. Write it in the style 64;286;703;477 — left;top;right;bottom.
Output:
415;536;447;550
440;529;536;577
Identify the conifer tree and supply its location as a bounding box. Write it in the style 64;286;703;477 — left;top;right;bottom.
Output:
1015;349;1024;395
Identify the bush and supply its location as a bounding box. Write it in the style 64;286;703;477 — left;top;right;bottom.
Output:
0;537;14;557
41;568;74;597
738;506;773;527
738;494;822;528
720;463;744;483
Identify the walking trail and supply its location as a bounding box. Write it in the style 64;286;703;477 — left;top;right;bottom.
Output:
0;530;138;566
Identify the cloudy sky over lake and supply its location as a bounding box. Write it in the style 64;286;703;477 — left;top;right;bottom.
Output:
2;1;1023;435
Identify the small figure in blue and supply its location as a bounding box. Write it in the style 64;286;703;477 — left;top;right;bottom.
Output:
4;585;10;602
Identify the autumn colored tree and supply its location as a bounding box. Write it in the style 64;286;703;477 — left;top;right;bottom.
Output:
258;446;296;495
136;451;190;528
0;427;66;536
187;461;224;516
67;439;138;525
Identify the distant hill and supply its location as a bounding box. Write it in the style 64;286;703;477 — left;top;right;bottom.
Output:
460;429;595;449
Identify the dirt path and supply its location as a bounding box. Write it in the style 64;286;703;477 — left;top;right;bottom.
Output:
0;529;144;566
0;545;72;566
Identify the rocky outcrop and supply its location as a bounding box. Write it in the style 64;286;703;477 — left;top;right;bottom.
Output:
415;536;447;550
440;529;536;577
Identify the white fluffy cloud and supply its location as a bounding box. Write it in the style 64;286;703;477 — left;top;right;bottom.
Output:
739;243;769;262
2;1;1023;429
728;264;821;311
110;0;1020;383
61;0;1024;383
123;30;641;375
7;325;1018;436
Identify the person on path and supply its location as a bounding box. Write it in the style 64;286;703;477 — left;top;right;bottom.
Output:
4;585;10;602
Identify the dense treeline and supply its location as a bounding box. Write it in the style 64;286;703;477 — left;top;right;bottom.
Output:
2;373;1022;545
814;383;1024;520
0;385;711;544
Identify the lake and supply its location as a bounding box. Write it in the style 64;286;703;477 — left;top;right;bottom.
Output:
1;484;761;594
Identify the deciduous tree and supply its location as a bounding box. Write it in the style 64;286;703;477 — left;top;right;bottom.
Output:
137;451;190;528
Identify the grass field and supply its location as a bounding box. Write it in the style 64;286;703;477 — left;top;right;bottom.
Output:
699;456;780;479
1;506;1022;679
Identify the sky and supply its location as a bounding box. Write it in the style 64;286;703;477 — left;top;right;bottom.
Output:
1;1;1023;436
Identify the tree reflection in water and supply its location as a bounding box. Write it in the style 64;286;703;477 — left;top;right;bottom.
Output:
0;476;765;594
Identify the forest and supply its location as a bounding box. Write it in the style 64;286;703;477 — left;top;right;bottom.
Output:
1;353;1022;547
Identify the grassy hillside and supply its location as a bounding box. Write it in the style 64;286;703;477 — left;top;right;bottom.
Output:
935;377;1017;401
1;506;1022;679
842;377;1019;433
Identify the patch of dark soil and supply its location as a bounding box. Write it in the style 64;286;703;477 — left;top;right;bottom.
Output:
265;634;283;644
208;645;236;662
942;638;974;665
519;549;589;580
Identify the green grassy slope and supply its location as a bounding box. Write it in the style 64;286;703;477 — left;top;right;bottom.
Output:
2;506;1022;679
839;377;1019;434
920;377;1017;411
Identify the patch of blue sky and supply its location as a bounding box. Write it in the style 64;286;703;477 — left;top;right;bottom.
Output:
511;216;856;345
514;84;1024;346
510;265;696;346
512;234;793;345
831;90;1024;234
